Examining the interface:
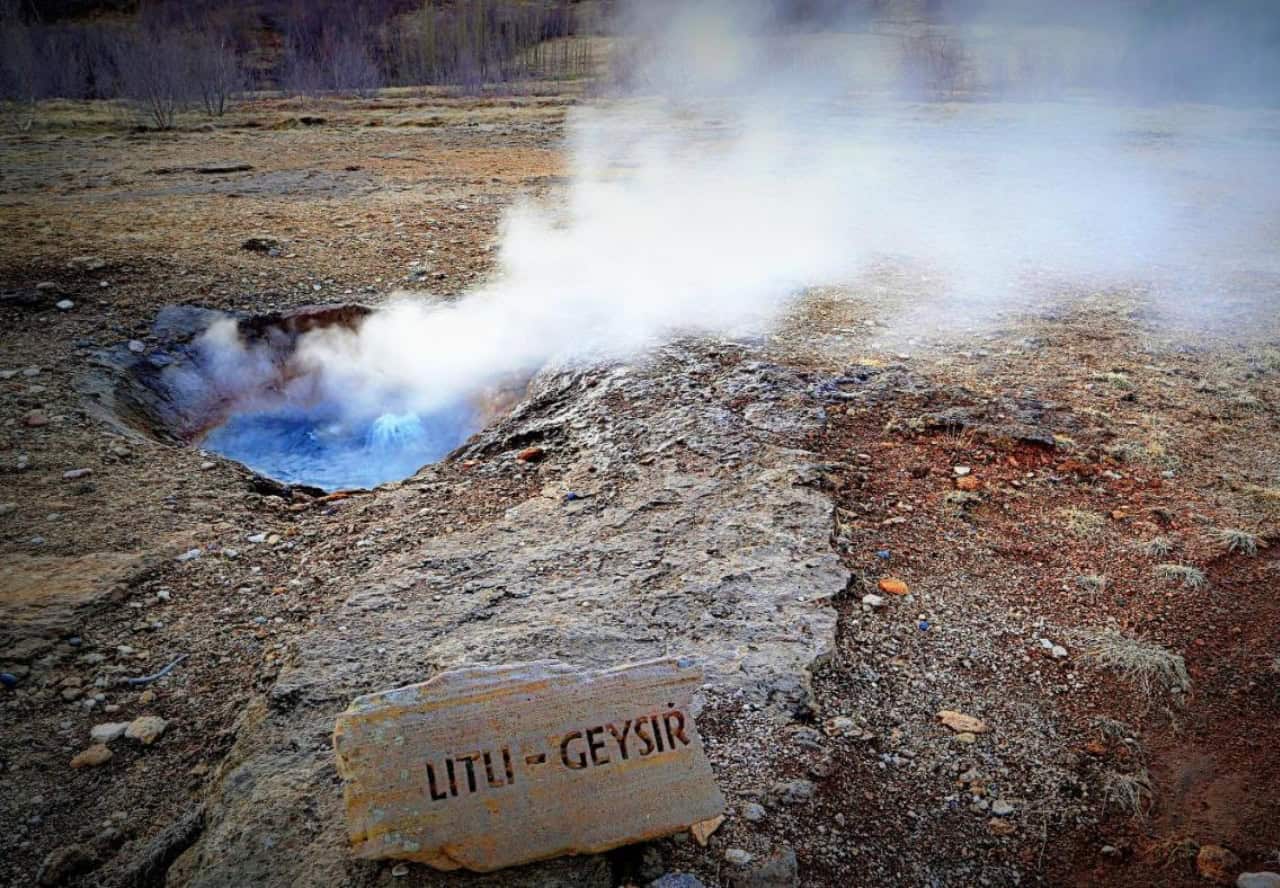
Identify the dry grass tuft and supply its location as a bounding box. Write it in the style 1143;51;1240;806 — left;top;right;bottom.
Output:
1212;527;1263;556
1155;563;1207;590
1092;717;1134;744
1151;835;1200;869
1102;769;1154;819
1244;484;1280;510
1138;536;1174;558
1079;630;1190;700
1058;507;1105;538
1075;574;1108;597
1094;371;1136;391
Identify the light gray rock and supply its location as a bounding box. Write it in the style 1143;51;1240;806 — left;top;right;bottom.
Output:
651;874;705;888
726;845;799;888
1238;874;1280;888
90;722;130;743
770;779;816;806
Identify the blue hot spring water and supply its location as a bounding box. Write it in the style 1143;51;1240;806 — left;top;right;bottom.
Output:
201;402;475;491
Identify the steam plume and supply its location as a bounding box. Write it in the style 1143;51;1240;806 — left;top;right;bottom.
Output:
217;0;1280;421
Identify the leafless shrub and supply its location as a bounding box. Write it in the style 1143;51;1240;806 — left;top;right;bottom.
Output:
112;26;193;129
0;2;39;131
388;0;594;90
1078;630;1189;701
1155;563;1207;590
188;30;245;116
899;29;974;100
1212;527;1262;556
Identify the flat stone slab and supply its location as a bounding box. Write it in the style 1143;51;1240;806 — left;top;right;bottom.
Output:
333;658;724;872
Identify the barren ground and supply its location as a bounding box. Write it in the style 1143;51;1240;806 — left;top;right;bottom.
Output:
1;89;1278;888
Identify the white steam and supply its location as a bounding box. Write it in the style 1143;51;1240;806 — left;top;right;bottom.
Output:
226;1;1279;420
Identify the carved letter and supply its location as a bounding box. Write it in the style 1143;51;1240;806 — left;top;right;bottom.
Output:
586;726;610;766
635;716;655;756
427;760;449;801
663;709;690;746
445;757;459;796
606;720;633;760
560;731;587;769
458;753;481;793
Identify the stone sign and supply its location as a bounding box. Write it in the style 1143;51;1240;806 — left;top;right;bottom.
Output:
332;657;725;872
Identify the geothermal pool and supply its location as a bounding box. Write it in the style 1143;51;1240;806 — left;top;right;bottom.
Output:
201;402;476;492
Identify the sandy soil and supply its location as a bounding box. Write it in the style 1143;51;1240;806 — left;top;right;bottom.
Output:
1;89;1278;888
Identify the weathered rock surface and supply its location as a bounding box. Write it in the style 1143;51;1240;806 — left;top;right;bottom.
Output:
173;344;845;886
79;303;372;444
334;658;723;871
1;552;146;654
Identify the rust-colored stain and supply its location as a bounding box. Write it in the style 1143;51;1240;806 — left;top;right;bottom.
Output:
332;658;724;872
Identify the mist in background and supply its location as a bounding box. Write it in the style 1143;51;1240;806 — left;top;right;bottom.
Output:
194;0;1280;420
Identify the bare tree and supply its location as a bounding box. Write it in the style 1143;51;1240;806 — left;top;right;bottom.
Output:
325;33;381;97
188;28;245;116
0;2;39;131
113;25;192;129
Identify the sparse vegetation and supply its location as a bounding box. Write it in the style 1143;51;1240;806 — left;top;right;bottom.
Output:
1138;536;1174;558
1244;484;1280;508
1075;573;1107;597
1155;563;1207;590
1058;507;1105;538
1213;526;1262;556
1102;768;1154;819
1079;630;1190;700
1093;371;1136;391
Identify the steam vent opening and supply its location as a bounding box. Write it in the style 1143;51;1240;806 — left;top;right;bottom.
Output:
82;304;516;493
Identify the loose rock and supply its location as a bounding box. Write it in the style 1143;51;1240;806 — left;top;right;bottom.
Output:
125;715;168;745
878;577;909;596
690;814;724;846
90;722;130;743
651;875;705;888
936;710;990;734
1198;845;1242;885
726;845;799;888
1238;874;1280;888
769;778;815;806
71;744;113;768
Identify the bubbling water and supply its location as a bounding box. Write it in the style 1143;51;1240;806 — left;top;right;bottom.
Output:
201;401;476;492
